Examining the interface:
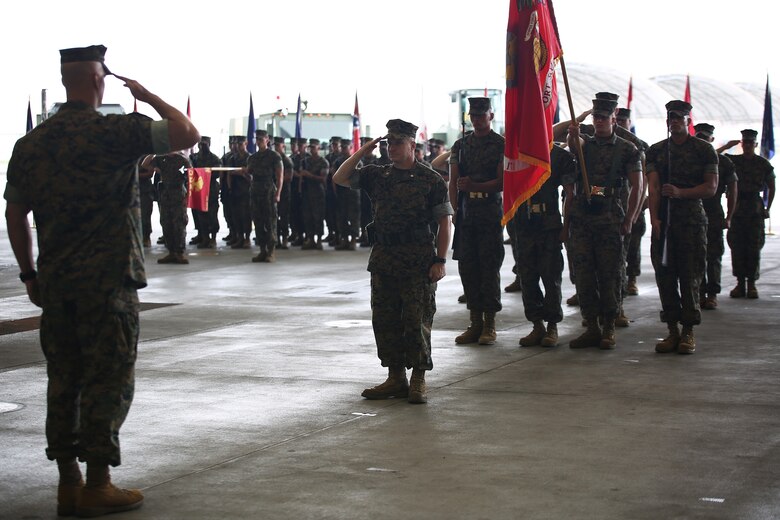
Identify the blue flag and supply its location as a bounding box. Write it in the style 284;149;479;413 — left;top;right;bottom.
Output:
294;93;302;141
761;76;774;160
247;93;256;153
26;99;33;133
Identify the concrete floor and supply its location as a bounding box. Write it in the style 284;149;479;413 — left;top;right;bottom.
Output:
1;203;779;519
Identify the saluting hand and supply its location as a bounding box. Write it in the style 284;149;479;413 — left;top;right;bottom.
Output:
115;75;154;104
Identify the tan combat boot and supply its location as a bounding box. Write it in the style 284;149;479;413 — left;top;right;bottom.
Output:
540;322;559;347
569;321;601;349
566;293;579;306
479;312;497;345
264;247;276;263
77;482;144;517
627;276;638;296
678;326;696;354
747;280;759;299
455;310;483;344
361;366;409;400
730;278;746;298
600;320;616;350
655;323;680;353
504;278;522;292
252;250;268;263
702;294;718;310
408;368;427;404
157;253;176;264
615;307;630;327
519;320;546;347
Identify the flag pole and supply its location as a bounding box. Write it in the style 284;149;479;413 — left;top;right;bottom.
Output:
547;0;591;202
558;57;590;202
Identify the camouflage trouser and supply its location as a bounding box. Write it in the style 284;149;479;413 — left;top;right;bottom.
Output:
371;273;435;370
702;214;725;294
251;186;278;250
505;217;519;276
40;288;139;466
159;186;188;254
626;212;646;277
336;186;361;238
651;221;706;326
727;216;765;280
303;186;325;237
516;229;563;323
564;242;576;285
569;218;623;323
277;183;291;240
140;188;154;240
232;191;252;239
290;182;304;238
325;181;338;236
457;218;505;313
221;186;234;235
204;194;220;234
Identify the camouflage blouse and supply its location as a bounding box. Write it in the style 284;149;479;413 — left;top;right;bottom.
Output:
352;161;453;277
4;101;170;302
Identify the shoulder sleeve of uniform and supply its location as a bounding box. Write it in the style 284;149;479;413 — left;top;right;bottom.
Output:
622;140;641;174
702;142;718;175
645;143;661;173
354;164;377;190
429;175;455;220
3;182;25;204
150;120;170;154
448;140;461;163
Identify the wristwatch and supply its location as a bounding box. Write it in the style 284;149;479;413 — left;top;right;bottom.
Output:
432;257;446;264
19;270;37;283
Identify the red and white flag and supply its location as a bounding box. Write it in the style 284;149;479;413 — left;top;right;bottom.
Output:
352;92;361;150
502;0;562;224
684;75;695;135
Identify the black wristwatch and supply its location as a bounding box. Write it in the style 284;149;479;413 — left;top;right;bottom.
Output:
432;256;446;264
19;270;37;283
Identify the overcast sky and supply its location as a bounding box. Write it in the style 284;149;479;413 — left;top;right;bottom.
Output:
1;0;775;159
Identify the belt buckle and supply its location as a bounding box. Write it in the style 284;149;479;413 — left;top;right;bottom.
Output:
590;186;605;197
530;203;543;214
469;192;485;199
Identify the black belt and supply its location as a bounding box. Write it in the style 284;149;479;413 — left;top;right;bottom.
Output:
737;192;761;201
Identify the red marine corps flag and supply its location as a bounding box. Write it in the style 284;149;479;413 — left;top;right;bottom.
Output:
502;0;562;224
187;168;212;211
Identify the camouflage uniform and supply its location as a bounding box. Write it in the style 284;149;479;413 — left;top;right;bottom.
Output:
277;152;294;243
582;123;648;299
725;153;775;281
139;170;155;244
449;130;506;314
154;153;190;255
646;136;718;326
701;154;737;295
220;145;235;239
230;148;252;242
333;152;361;243
248;148;283;251
350;162;453;369
513;145;576;324
289;145;308;243
190;149;222;238
303;154;329;238
4;101;170;465
568;133;640;325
